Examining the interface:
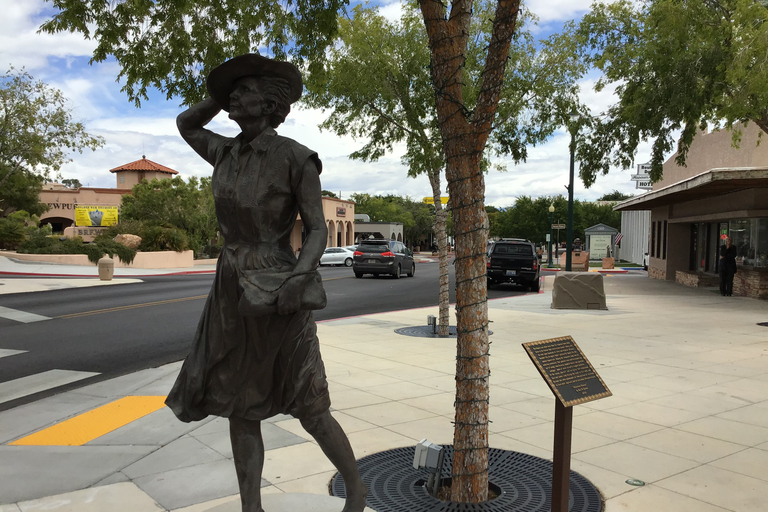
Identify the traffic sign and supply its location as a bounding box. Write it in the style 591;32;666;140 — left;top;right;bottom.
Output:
552;224;566;229
423;197;449;204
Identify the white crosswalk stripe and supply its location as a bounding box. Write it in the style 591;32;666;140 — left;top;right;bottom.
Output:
0;306;51;323
0;369;99;405
0;349;26;359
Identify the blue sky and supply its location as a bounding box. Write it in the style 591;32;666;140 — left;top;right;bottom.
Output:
2;0;652;207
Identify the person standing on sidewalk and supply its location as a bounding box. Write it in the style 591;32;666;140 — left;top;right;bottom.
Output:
165;54;366;512
719;236;738;296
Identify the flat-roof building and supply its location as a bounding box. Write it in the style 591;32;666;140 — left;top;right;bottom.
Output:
616;125;768;299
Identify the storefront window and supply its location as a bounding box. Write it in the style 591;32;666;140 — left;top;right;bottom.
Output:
729;218;768;268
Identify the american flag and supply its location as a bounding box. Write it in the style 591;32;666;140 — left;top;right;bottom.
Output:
615;233;624;245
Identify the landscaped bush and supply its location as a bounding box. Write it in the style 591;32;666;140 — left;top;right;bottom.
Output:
17;230;136;264
0;217;26;250
136;224;189;252
0;211;45;250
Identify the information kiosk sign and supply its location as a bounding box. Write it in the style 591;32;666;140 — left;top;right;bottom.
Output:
523;336;611;512
523;336;611;407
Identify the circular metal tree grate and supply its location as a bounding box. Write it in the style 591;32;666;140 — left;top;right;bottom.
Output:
394;326;493;338
332;446;602;512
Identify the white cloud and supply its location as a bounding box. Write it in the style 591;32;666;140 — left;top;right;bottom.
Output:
378;1;405;22
16;0;656;211
525;0;593;23
0;0;98;73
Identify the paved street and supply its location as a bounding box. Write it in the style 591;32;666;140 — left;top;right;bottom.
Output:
1;255;767;511
0;256;535;411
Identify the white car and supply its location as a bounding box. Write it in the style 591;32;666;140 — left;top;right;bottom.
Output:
319;247;355;267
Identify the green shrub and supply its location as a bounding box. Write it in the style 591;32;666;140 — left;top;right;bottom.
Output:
0;217;25;249
18;230;136;265
138;225;189;252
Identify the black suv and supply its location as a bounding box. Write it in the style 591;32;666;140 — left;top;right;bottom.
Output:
353;239;415;279
486;238;540;291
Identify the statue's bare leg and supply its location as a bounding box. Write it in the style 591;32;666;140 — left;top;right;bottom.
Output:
300;410;367;512
230;417;265;512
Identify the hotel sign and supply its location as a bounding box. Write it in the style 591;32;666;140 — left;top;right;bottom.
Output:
632;163;653;190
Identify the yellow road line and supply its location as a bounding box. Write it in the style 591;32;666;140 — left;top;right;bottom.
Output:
57;295;208;319
9;396;167;446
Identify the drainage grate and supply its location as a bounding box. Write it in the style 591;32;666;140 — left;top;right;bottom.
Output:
394;326;493;338
332;446;602;512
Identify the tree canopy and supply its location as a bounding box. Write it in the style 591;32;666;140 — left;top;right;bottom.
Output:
0;68;103;212
121;176;218;256
490;195;621;246
305;2;585;175
597;190;633;202
572;0;768;185
40;0;348;107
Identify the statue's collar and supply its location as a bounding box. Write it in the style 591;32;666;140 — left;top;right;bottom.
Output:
229;127;277;155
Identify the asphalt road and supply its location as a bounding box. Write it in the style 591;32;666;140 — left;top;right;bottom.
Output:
0;261;531;410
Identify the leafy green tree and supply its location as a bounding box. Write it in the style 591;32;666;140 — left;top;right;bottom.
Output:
61;178;82;189
350;193;411;224
496;195;567;243
597;190;633;202
0;169;46;217
485;205;501;239
572;0;768;185
0;210;42;249
0;68;103;195
305;2;584;357
320;190;338;198
121;176;217;256
577;201;621;236
40;0;346;106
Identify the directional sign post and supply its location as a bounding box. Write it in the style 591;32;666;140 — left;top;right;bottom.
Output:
422;197;449;205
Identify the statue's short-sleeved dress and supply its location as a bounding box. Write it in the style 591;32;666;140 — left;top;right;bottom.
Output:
165;127;330;422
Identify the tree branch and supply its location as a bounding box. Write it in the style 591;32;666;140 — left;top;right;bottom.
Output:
474;0;520;142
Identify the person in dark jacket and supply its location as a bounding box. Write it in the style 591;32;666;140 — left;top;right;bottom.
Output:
719;236;738;296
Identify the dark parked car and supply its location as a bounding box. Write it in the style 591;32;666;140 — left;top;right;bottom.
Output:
353;239;415;279
486;238;540;291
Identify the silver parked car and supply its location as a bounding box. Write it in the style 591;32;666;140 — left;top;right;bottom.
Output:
319;247;355;267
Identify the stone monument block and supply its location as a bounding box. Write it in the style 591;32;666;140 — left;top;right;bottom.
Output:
551;272;607;310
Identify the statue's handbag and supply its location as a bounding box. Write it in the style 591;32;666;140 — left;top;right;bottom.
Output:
238;269;327;316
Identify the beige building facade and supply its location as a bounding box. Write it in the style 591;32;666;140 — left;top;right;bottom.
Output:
39;158;356;252
616;125;768;299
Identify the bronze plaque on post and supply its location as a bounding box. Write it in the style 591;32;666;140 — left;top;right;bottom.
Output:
523;336;611;407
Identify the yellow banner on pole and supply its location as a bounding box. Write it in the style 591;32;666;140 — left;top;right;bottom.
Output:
75;206;119;227
422;197;449;205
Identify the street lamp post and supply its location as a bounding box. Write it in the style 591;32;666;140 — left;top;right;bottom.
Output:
565;111;579;272
548;203;555;268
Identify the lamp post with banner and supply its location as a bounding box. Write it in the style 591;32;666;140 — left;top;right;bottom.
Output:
565;110;580;272
548;204;555;268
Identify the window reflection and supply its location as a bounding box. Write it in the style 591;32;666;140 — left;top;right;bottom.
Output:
729;218;768;267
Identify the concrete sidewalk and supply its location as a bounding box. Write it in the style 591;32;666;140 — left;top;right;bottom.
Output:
1;264;767;511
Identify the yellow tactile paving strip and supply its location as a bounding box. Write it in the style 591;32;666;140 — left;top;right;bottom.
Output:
9;396;167;446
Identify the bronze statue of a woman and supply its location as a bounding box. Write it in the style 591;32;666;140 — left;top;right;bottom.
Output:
165;54;366;512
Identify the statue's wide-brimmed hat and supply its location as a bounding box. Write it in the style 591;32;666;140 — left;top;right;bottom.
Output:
207;54;302;111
